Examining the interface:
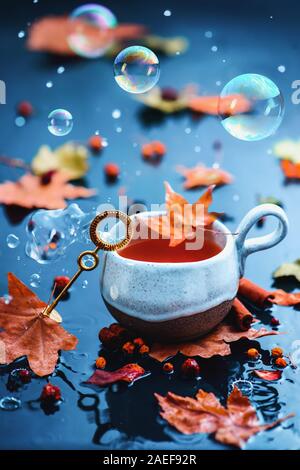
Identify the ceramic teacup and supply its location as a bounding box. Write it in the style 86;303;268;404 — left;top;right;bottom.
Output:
100;204;288;342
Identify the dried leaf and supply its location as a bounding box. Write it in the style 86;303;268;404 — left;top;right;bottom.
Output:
188;94;251;115
273;138;300;163
143;182;219;247
177;164;233;189
85;363;145;387
0;273;78;376
0;171;96;209
280;159;300;179
253;370;282;381
149;321;277;362
31;143;89;180
155;386;292;448
27;16;146;56
136;85;197;114
273;259;300;283
239;278;300;307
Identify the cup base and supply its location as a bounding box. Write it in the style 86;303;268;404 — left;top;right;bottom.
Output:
103;299;234;342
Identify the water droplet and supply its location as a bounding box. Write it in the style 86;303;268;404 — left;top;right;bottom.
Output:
185;127;191;134
15;116;26;127
114;46;160;94
278;65;286;73
3;294;12;305
46;81;53;88
30;274;40;288
163;10;172;16
211;45;218;52
18;30;25;39
116;127;122;133
57;66;65;74
7;234;20;249
48;109;73;136
205;31;213;38
82;280;88;289
112;109;121;119
0;397;21;411
231;379;253;396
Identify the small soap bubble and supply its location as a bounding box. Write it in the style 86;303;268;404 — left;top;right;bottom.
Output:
7;234;20;249
211;45;218;52
82;280;88;289
194;145;201;153
277;65;286;73
163;10;172;16
205;31;213;38
46;81;53;88
30;274;40;288
114;46;160;94
18;30;25;39
68;4;117;58
57;66;65;74
231;379;253;397
185;127;191;134
218;73;284;141
15;117;26;127
48;109;73;137
116;127;122;133
216;80;222;86
112;109;121;119
0;397;21;411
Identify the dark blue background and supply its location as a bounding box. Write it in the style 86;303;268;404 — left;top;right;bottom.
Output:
1;0;300;450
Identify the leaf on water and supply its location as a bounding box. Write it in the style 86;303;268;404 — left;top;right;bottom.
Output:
155;386;293;448
253;370;282;381
85;363;145;387
31;143;89;180
149;321;277;362
136;85;197;114
0;273;78;376
177;164;233;189
0;171;96;209
273;259;300;283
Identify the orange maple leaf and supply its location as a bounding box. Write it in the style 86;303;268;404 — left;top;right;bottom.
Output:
155;386;293;448
177;164;233;189
27;16;146;56
144;182;219;247
280;159;300;179
0;273;78;376
188;94;251;115
0;172;96;209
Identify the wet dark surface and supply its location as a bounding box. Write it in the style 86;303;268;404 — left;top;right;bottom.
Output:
1;0;300;450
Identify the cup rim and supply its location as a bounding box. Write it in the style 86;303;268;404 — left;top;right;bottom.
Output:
108;210;235;268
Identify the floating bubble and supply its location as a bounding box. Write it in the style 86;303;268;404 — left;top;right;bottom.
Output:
0;397;21;411
114;46;160;94
26;204;93;264
218;73;284;141
15;116;26;127
18;30;25;39
82;280;88;289
57;66;65;74
112;109;121;119
30;273;40;288
67;3;117;58
163;10;171;16
7;234;20;249
278;65;286;73
46;81;53;88
48;109;73;137
205;31;213;38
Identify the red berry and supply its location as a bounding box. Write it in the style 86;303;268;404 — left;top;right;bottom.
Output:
18;369;31;384
89;135;103;153
17;101;33;117
54;276;70;291
161;87;178;101
271;317;280;326
40;383;61;402
142;141;166;161
104;163;120;179
40;170;57;185
122;341;135;354
181;358;200;378
133;337;145;347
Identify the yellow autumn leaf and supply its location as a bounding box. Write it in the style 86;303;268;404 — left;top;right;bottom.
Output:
31;142;89;180
273;139;300;163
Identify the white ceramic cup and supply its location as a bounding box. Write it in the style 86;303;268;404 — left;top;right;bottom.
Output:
100;204;288;342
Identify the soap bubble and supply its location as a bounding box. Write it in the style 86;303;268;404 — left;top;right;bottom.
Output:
0;397;21;411
67;3;117;58
30;274;40;288
218;74;284;141
48;109;73;137
26;204;93;264
6;234;20;249
114;46;160;94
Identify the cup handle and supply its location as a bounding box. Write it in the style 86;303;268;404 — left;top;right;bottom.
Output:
235;204;289;276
